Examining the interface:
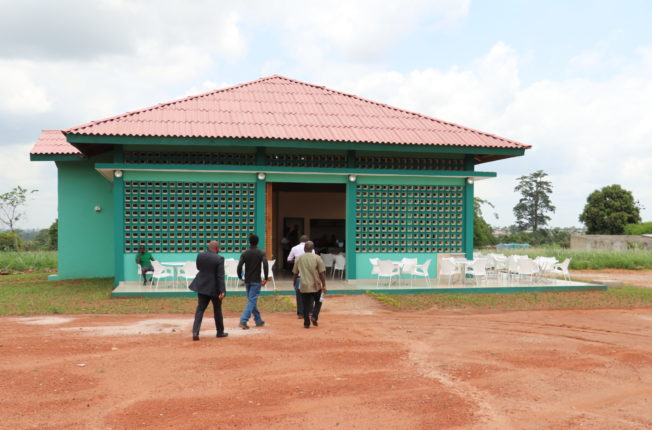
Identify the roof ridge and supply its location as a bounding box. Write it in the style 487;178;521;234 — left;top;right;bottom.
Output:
267;75;524;146
64;75;284;134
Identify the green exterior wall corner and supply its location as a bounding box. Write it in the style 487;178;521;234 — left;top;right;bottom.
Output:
55;158;115;280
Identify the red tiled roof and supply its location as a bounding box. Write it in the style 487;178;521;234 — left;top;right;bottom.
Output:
30;130;81;156
62;75;529;150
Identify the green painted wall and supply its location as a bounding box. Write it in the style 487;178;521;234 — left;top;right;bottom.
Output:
56;157;114;279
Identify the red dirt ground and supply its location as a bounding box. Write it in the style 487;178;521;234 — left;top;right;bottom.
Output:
1;295;651;429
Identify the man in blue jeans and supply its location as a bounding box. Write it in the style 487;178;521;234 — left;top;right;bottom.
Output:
237;234;269;329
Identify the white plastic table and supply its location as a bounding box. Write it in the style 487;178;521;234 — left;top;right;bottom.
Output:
160;262;185;287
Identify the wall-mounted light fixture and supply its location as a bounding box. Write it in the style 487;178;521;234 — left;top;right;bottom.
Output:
114;170;123;178
467;178;474;185
348;175;357;182
94;206;102;212
257;172;266;180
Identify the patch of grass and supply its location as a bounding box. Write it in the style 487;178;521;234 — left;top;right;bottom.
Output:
0;272;294;316
0;251;57;272
497;247;652;270
366;287;652;311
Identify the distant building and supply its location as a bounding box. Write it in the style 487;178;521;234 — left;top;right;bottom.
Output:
30;75;529;284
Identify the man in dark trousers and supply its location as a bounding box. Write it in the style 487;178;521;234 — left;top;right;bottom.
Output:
292;241;327;329
189;240;228;341
237;234;268;329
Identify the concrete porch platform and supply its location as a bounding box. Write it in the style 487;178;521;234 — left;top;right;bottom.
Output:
112;276;607;297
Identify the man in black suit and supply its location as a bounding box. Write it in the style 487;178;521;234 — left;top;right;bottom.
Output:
189;240;228;341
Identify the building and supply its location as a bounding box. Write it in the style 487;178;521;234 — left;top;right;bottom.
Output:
30;75;529;286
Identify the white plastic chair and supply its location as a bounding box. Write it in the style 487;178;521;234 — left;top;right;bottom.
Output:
321;253;335;276
178;261;198;289
465;258;488;286
438;258;461;286
412;259;431;287
535;257;557;279
516;258;540;284
332;254;346;279
224;258;240;289
137;264;154;285
552;258;571;280
507;255;520;282
261;259;276;290
376;260;400;287
151;260;174;289
369;258;380;275
400;258;418;287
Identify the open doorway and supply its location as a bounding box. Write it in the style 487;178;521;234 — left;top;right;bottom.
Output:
270;182;346;275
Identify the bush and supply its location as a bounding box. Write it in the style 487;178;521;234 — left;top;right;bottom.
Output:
0;232;22;251
496;247;652;270
500;228;570;248
624;222;652;235
0;251;57;272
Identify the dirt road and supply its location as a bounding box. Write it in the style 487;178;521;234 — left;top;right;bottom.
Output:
2;294;651;429
572;269;652;288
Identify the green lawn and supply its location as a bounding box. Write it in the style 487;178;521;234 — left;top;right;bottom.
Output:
0;273;294;316
367;287;652;311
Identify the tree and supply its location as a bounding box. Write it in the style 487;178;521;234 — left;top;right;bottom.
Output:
0;186;38;250
48;219;58;250
579;184;641;234
474;198;497;247
513;170;555;232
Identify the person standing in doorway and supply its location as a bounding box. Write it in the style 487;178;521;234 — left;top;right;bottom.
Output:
237;234;269;329
287;234;314;319
135;245;155;285
292;241;326;329
189;241;228;341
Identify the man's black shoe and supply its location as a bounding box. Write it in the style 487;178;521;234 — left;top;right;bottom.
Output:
216;332;229;338
192;334;199;341
304;325;310;329
255;321;265;327
311;318;318;327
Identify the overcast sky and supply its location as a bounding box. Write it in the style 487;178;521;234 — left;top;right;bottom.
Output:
2;0;651;229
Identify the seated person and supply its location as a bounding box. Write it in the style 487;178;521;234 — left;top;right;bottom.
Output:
135;245;155;285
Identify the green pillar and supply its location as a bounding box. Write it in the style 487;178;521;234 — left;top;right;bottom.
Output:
345;178;357;279
463;155;474;259
255;177;266;247
113;146;125;288
113;172;125;287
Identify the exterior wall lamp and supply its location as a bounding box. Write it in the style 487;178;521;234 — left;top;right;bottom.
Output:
94;206;102;212
257;172;266;180
348;175;357;182
114;170;123;178
467;178;474;184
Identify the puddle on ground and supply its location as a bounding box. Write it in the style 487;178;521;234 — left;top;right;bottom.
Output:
15;316;76;325
57;317;265;336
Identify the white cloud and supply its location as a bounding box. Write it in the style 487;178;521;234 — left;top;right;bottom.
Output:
0;61;52;114
340;43;652;226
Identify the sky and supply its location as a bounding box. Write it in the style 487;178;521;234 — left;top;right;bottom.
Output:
1;0;651;230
